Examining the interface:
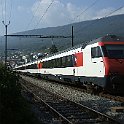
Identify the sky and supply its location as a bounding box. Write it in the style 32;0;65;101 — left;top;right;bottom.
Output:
0;0;124;36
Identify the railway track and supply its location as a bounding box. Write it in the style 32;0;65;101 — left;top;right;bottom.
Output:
67;85;124;103
20;78;121;124
99;93;124;103
22;74;124;103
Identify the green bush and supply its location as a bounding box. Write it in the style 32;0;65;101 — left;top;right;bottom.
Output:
0;64;40;124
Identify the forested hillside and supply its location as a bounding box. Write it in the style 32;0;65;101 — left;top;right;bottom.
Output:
0;14;124;53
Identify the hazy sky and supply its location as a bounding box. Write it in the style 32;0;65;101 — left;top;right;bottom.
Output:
0;0;124;35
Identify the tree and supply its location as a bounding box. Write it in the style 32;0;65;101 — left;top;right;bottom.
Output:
0;63;40;124
50;44;58;54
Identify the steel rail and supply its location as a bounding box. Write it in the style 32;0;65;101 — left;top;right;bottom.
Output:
21;83;73;124
20;77;122;124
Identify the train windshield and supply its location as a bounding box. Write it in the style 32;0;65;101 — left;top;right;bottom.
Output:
104;45;124;59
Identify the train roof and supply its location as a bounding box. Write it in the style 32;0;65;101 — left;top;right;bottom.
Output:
15;34;124;67
88;35;124;45
42;35;124;60
14;60;37;69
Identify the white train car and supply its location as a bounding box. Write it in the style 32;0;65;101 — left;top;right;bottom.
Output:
15;35;124;94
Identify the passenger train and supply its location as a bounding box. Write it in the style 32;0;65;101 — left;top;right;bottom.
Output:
15;35;124;94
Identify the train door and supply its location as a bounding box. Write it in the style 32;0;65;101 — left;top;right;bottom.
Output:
73;52;83;76
37;61;42;74
91;46;105;77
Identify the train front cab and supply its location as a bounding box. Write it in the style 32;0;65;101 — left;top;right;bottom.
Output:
99;41;124;94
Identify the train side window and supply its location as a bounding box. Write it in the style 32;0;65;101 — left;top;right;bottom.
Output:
47;61;51;68
45;61;48;68
51;59;54;68
60;57;62;67
62;56;66;67
72;55;76;66
50;60;53;68
56;58;59;68
20;66;25;70
42;62;45;68
52;59;56;68
91;46;102;58
27;64;37;69
45;61;47;68
47;61;50;68
56;58;61;68
66;55;73;67
49;60;52;68
55;59;57;68
42;61;47;68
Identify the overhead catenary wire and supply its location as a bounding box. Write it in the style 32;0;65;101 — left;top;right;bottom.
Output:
74;5;124;35
1;0;8;36
4;0;7;23
56;4;124;48
1;0;12;66
25;0;43;31
33;0;55;29
104;6;124;18
8;0;13;21
1;0;4;35
1;0;12;24
71;0;99;23
1;0;4;21
24;0;99;36
53;0;100;37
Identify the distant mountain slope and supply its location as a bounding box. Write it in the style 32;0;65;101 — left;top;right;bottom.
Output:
1;14;124;52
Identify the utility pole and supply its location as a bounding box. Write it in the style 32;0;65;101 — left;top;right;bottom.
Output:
72;26;74;47
2;21;10;68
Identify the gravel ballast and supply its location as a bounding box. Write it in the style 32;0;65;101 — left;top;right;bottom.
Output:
21;75;124;123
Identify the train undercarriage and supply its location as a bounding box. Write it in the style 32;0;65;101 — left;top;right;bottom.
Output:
37;73;124;95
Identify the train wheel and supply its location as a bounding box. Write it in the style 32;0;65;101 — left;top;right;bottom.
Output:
95;85;103;94
86;84;94;94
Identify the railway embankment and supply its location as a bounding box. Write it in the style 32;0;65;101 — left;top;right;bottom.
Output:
20;75;124;124
0;64;41;124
